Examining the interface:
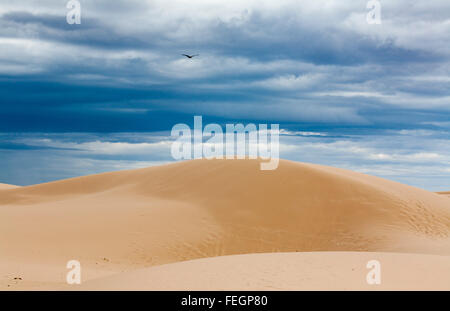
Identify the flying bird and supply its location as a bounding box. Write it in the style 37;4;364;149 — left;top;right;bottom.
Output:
182;54;199;59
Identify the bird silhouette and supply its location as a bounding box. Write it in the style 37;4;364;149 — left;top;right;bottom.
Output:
182;54;199;59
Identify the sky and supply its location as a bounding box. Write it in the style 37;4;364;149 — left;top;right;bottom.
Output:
0;0;449;190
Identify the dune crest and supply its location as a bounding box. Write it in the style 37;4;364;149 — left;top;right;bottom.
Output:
1;159;449;290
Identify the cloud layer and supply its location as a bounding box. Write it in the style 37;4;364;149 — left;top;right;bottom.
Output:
0;0;449;189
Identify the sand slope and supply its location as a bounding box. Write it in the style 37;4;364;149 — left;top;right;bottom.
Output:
73;252;450;291
0;159;449;290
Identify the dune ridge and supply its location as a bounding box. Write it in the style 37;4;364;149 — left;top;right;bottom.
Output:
1;159;449;290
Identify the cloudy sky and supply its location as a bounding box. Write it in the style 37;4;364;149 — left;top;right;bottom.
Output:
0;0;449;190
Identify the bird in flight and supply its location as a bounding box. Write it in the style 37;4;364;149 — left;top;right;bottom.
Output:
182;54;199;59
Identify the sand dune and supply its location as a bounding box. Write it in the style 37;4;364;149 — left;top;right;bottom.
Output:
1;159;449;290
438;192;450;198
0;183;20;190
73;252;450;291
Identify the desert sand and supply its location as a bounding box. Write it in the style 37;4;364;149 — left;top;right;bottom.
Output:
0;159;449;290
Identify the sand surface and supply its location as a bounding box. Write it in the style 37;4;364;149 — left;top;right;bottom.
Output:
72;252;450;291
1;159;449;290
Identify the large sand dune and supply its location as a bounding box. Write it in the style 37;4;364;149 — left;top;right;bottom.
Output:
0;159;449;290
